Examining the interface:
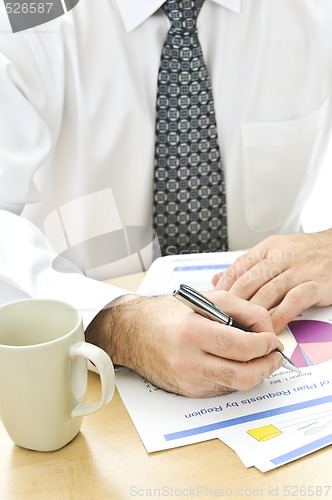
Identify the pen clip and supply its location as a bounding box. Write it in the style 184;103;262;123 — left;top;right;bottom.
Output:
173;284;230;324
173;284;217;309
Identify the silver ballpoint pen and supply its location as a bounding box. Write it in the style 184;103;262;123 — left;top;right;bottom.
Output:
173;283;300;373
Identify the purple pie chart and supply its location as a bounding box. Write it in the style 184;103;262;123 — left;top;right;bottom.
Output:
288;320;332;367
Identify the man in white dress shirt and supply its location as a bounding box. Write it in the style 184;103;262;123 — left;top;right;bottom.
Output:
0;0;332;396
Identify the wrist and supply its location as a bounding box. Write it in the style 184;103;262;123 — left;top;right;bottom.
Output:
85;294;150;368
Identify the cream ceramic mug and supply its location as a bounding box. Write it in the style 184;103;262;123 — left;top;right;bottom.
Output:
0;298;115;451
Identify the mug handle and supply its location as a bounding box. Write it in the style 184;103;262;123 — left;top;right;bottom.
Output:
69;342;115;418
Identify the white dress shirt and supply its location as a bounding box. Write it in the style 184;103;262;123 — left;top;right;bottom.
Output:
0;0;332;326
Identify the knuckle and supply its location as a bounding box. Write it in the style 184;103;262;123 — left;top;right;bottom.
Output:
235;341;253;362
230;272;255;297
252;275;288;308
169;352;188;375
234;370;257;391
264;234;280;249
252;283;276;304
287;282;316;304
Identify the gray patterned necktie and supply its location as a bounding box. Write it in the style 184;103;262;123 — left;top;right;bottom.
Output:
153;0;228;256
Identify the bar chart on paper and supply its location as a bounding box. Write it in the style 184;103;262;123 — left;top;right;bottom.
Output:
281;317;332;368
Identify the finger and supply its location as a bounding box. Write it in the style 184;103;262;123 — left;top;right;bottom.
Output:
215;247;265;291
206;289;274;332
200;350;284;393
227;255;292;301
248;266;298;311
197;321;283;361
211;271;223;287
270;281;321;333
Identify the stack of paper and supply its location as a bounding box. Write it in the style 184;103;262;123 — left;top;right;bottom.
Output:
115;252;332;471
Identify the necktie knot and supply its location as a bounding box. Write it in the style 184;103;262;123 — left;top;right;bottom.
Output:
163;0;205;32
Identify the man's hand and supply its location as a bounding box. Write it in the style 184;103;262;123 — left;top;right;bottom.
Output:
85;291;284;398
213;229;332;333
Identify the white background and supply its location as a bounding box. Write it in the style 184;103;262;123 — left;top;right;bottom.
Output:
301;140;332;232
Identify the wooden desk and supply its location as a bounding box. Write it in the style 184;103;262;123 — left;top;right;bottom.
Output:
1;275;332;499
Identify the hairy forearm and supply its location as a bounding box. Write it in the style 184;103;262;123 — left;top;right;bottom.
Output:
85;293;183;394
85;294;142;367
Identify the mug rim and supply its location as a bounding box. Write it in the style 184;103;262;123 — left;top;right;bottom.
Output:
0;298;82;349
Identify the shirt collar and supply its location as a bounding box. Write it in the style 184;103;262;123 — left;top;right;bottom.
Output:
115;0;241;33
